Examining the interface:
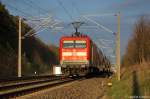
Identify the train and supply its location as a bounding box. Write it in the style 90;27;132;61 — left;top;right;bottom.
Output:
59;33;111;76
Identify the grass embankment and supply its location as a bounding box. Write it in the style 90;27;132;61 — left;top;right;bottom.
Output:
106;62;150;99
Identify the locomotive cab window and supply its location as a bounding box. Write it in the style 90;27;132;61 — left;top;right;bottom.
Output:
75;40;86;48
63;40;74;48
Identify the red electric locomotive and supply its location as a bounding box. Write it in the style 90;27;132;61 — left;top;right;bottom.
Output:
59;34;110;76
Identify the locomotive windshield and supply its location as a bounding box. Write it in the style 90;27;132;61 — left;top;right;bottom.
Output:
63;41;74;48
75;40;86;48
63;40;86;48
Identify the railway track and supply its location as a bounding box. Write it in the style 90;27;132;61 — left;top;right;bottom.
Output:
0;75;77;98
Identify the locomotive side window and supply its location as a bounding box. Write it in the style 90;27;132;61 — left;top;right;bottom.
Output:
75;40;86;48
63;40;74;48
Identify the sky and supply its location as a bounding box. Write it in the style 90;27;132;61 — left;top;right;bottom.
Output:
1;0;150;64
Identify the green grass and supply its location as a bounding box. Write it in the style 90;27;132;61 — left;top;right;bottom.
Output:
106;63;150;99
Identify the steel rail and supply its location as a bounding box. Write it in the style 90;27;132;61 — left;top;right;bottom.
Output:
0;76;74;98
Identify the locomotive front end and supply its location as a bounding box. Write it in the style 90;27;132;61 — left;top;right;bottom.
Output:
60;36;90;68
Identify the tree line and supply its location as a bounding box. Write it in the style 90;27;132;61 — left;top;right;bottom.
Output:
123;16;150;66
0;2;59;78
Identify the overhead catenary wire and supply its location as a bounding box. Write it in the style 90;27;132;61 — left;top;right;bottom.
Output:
2;2;33;17
19;0;46;15
24;16;52;37
1;1;51;38
2;0;51;18
82;16;114;34
83;13;116;17
0;1;62;38
56;0;73;20
80;13;117;64
26;0;50;14
24;16;63;38
70;0;81;20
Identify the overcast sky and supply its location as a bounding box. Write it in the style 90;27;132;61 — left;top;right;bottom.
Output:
1;0;150;63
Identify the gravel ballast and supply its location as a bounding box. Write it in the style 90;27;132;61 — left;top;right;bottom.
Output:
16;77;108;99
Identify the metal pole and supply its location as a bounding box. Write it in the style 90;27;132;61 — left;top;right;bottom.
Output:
18;17;22;77
116;12;120;81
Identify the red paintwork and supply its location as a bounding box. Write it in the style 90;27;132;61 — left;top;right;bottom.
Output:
63;56;87;60
62;48;87;52
59;36;91;64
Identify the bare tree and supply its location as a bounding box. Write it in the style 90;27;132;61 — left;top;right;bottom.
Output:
123;16;150;66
